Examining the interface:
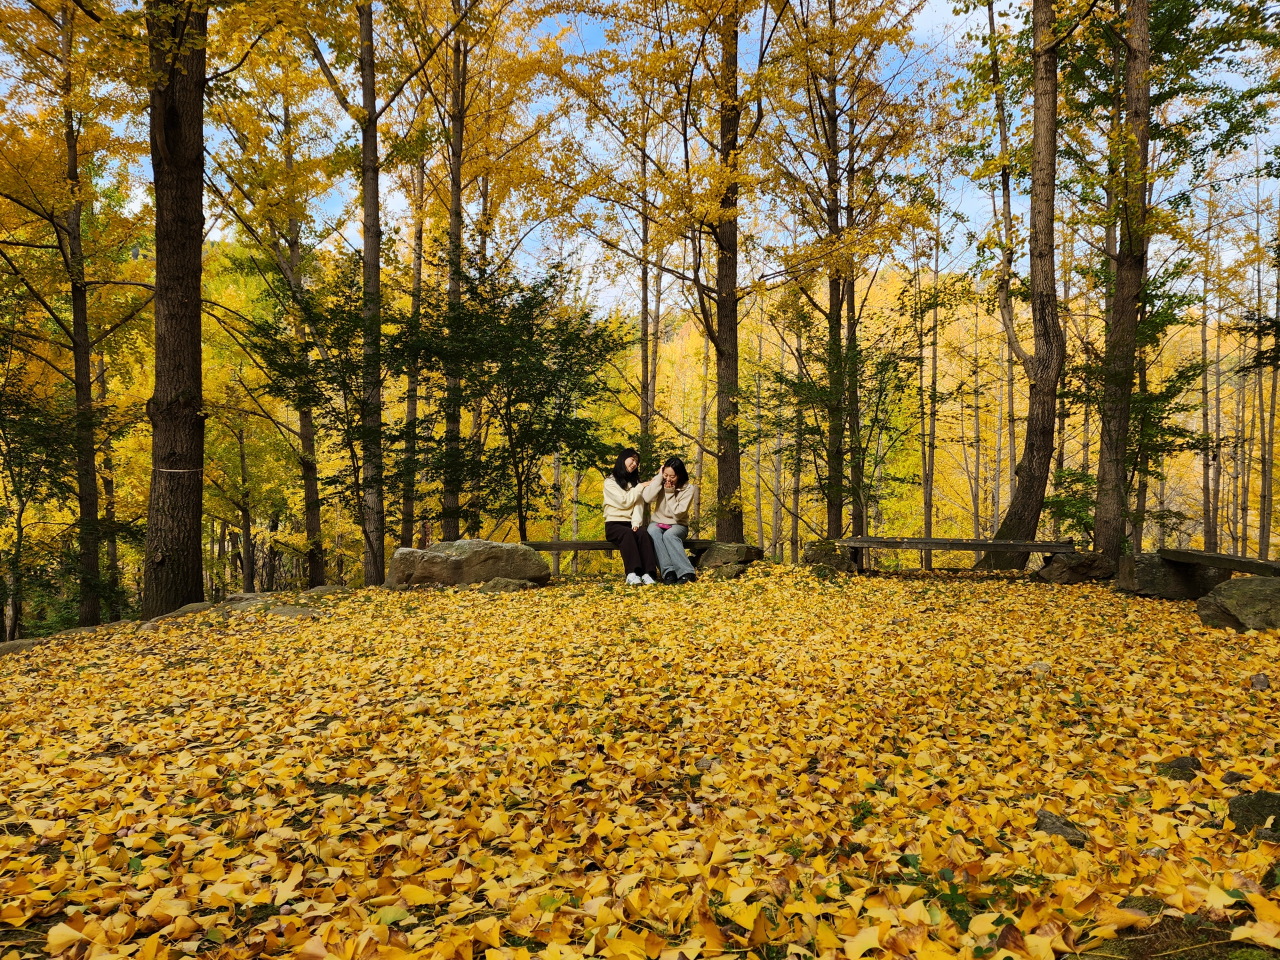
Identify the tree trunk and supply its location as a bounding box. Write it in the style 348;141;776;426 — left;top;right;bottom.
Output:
357;0;386;584
1132;351;1148;552
791;331;803;563
265;514;279;590
4;502;25;643
237;428;254;593
401;157;425;548
95;355;121;619
441;29;468;542
1201;198;1215;550
551;453;562;576
754;328;765;548
141;0;208;619
1093;0;1150;566
571;469;581;573
639;131;651;439
694;333;710;533
61;17;101;628
983;0;1065;567
713;4;743;544
847;279;865;538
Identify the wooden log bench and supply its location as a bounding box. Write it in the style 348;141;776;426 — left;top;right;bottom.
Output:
522;539;715;561
835;537;1078;571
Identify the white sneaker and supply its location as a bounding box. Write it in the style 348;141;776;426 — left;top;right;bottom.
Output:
641;574;657;585
626;573;642;585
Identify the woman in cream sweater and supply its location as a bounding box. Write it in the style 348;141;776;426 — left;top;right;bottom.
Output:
602;449;659;585
643;456;698;583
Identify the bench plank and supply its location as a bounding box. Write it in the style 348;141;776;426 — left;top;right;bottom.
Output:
522;539;715;552
1157;548;1280;577
837;537;1078;553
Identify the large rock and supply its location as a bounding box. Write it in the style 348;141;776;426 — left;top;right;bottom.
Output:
1196;577;1280;632
698;542;764;571
1227;791;1280;835
1117;554;1232;599
389;540;551;588
150;601;213;622
802;540;856;573
1037;553;1116;584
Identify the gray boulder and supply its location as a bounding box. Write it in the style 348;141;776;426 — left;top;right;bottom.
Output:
1196;577;1280;632
388;540;551;587
1034;809;1088;848
477;577;538;594
1251;673;1271;691
802;540;856;573
1118;554;1232;600
304;585;350;597
150;601;213;622
1157;756;1202;781
1228;791;1280;835
266;605;319;619
1037;553;1116;584
698;542;764;571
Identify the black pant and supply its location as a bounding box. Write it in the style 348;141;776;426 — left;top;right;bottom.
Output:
604;522;658;576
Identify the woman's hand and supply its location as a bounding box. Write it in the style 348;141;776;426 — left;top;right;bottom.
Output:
633;525;641;532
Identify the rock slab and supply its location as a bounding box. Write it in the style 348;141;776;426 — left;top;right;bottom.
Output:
1035;809;1088;848
1118;554;1233;600
1038;553;1116;585
1228;791;1280;836
1196;577;1280;632
150;601;213;622
698;543;764;569
802;540;856;573
389;540;551;588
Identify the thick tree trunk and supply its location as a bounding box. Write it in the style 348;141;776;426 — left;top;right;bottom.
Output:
714;6;743;544
357;0;386;584
639;134;651;439
983;0;1065;568
141;1;207;619
1093;0;1150;567
825;273;845;539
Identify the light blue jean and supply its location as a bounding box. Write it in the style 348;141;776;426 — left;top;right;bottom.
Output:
648;522;695;579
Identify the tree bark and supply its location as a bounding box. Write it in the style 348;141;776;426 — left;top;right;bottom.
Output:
983;0;1066;568
694;332;710;533
237;428;254;593
441;29;467;542
1093;0;1149;565
59;8;101;628
95;355;121;620
357;0;386;584
401;157;425;548
714;4;744;544
141;0;208;619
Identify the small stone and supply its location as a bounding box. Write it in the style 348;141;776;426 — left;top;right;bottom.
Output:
1157;756;1203;781
1251;673;1271;691
708;563;748;580
694;755;718;772
1029;661;1052;676
1141;847;1168;859
1223;771;1250;785
477;577;538;594
1034;809;1088;848
1227;791;1280;836
138;622;160;634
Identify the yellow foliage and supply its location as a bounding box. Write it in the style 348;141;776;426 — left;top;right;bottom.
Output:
1;569;1278;958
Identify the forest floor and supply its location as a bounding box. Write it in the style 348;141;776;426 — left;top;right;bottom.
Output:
1;569;1279;960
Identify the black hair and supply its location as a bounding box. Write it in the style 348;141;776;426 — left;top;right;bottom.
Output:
611;448;641;489
663;455;689;489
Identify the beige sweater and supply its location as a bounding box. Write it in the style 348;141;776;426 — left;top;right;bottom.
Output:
642;475;696;525
602;476;644;525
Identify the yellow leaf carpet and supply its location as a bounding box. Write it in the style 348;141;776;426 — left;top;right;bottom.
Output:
2;569;1278;960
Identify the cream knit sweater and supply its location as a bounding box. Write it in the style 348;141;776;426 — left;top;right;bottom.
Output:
642;475;696;525
602;476;644;526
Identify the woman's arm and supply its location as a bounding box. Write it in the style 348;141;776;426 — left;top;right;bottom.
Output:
641;474;663;503
672;484;696;515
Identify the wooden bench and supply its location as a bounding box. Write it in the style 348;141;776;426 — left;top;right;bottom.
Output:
836;537;1079;571
1156;548;1280;577
522;539;715;560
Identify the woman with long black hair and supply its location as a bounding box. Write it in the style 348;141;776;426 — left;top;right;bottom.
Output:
643;456;698;583
602;448;659;585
